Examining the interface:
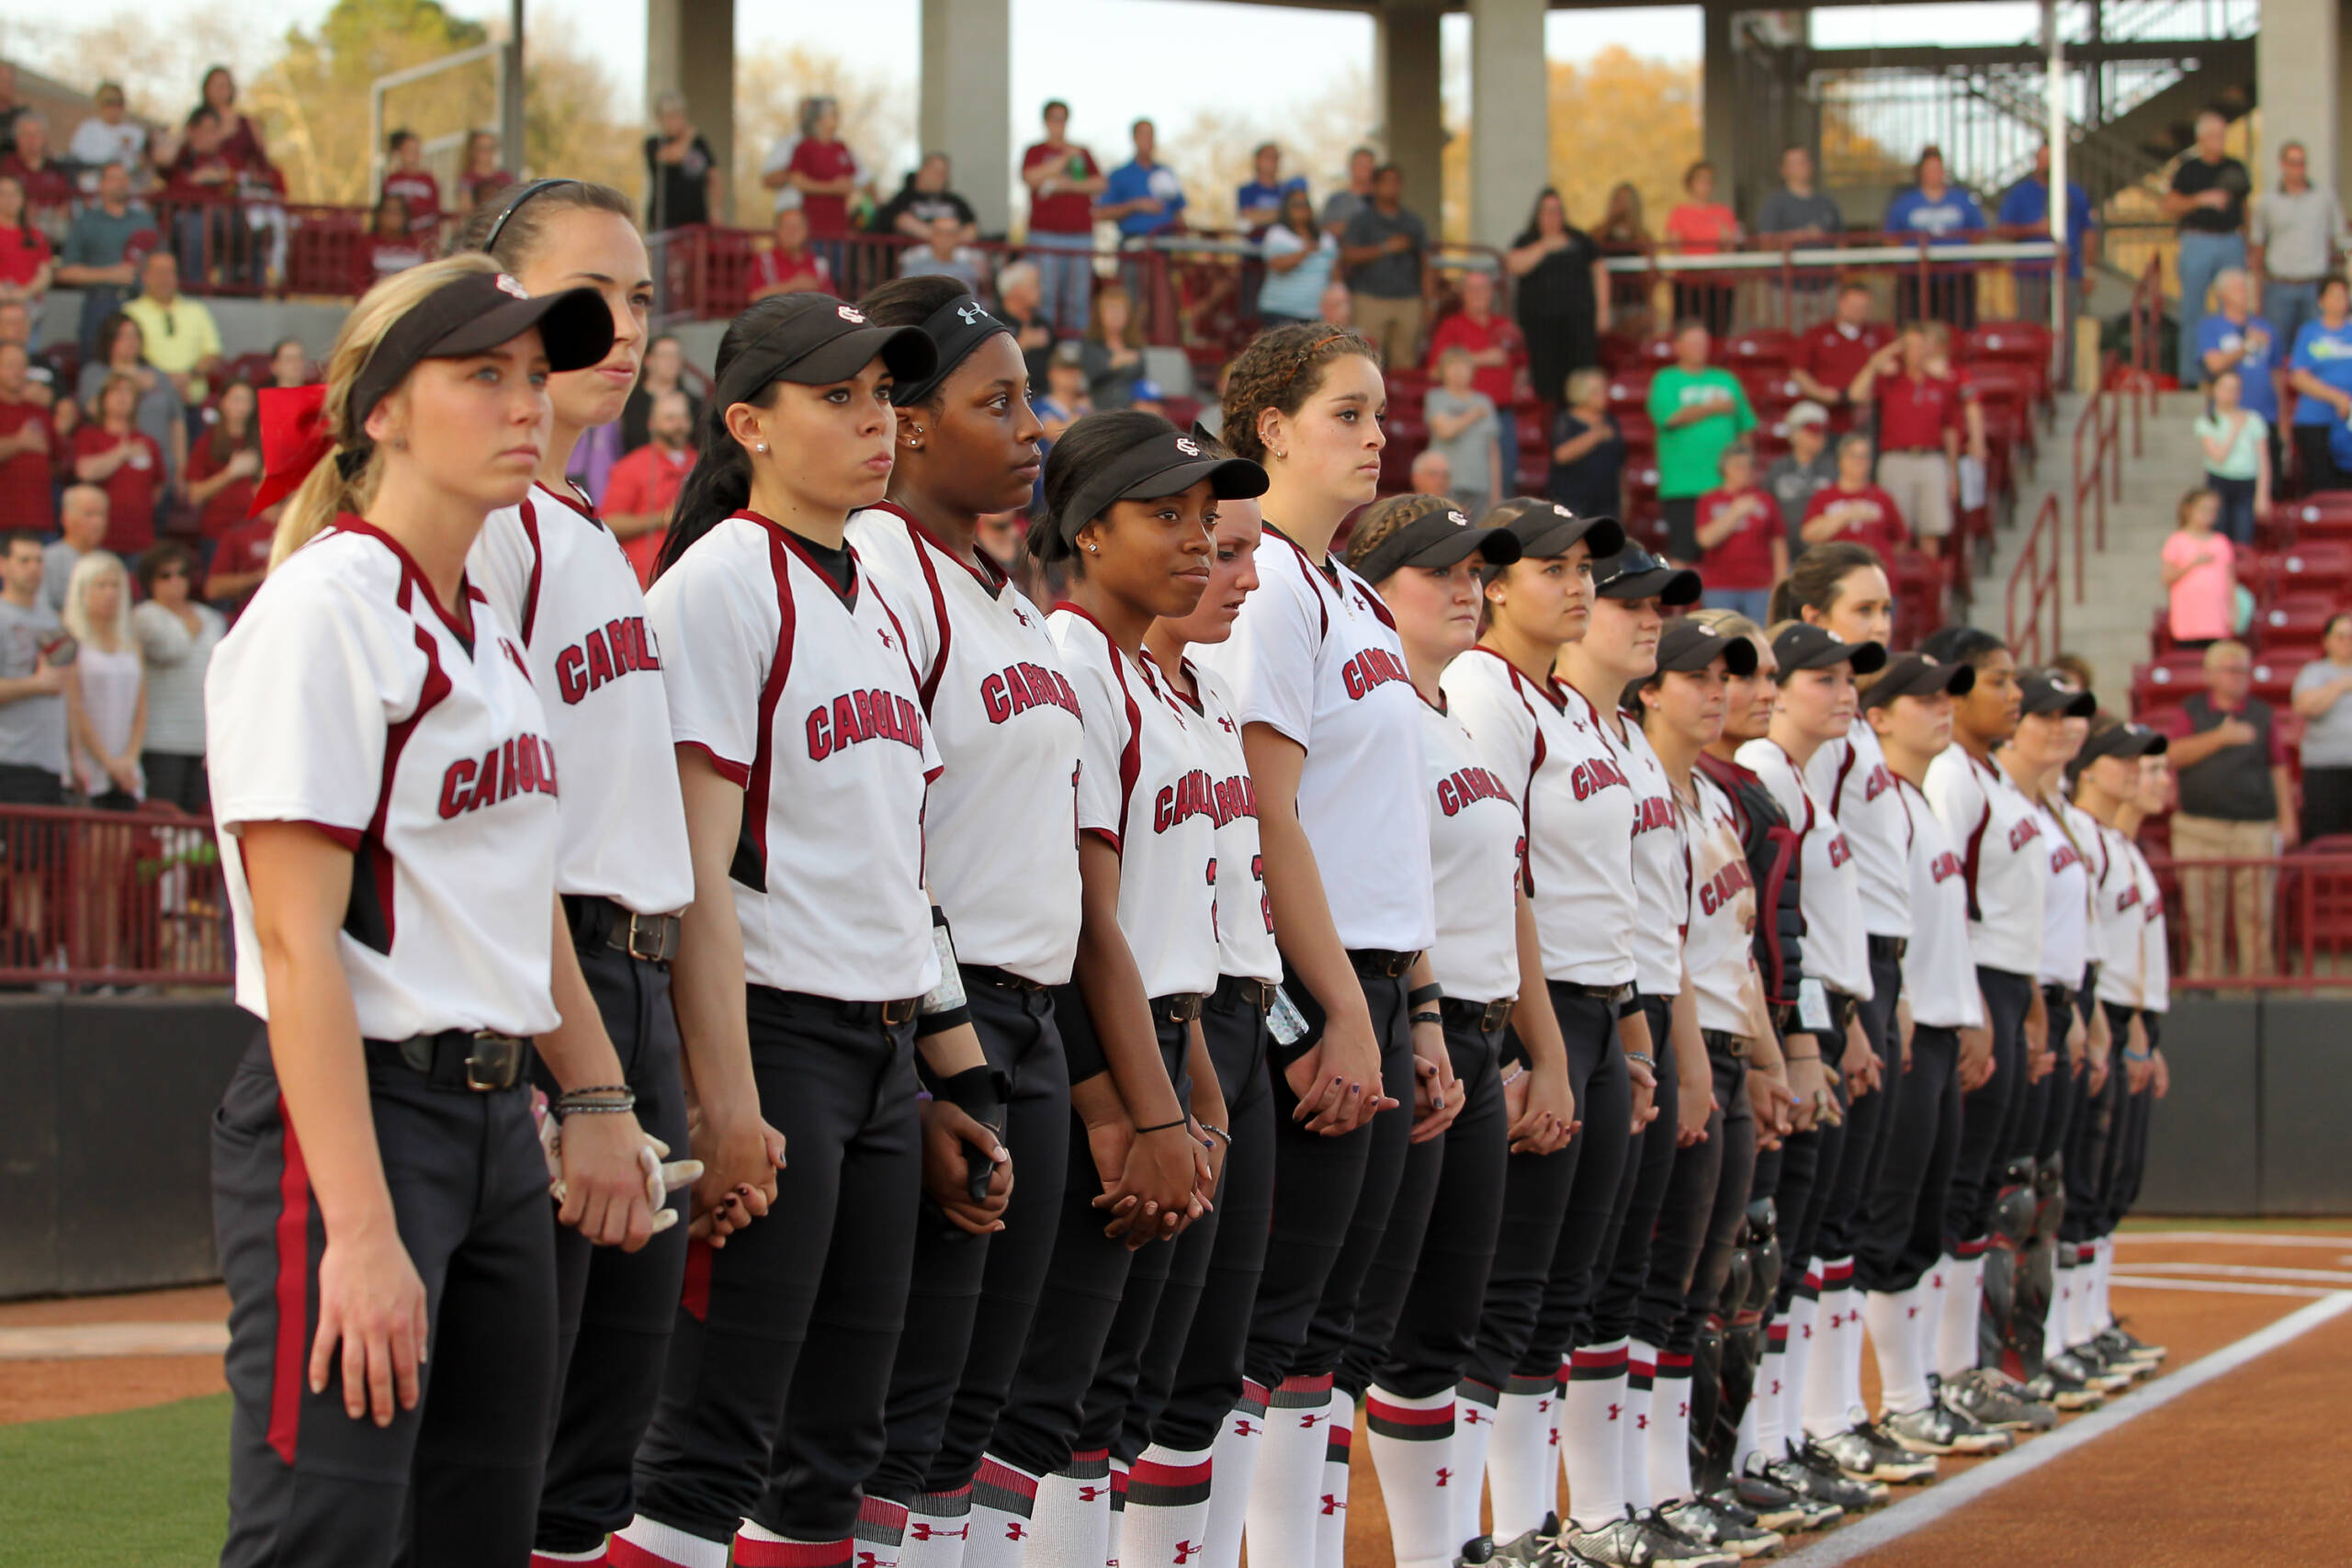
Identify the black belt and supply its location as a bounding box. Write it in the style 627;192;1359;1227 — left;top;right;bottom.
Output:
1350;947;1422;979
2041;982;2076;1018
366;1030;534;1091
1557;977;1636;1006
1702;1028;1749;1060
1868;935;1908;964
1771;1001;1799;1038
1152;992;1205;1025
1216;975;1276;1012
1442;995;1515;1033
563;894;682;965
966;964;1050;992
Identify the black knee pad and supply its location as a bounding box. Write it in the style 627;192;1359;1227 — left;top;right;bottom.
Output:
1743;1199;1782;1317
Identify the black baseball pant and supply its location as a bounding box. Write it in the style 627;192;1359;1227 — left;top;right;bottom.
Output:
1944;965;2035;1250
2063;1002;2134;1247
632;988;922;1547
1592;993;1680;1346
1813;947;1905;1263
875;976;1070;1503
534;936;693;1556
2098;1014;2159;1235
1854;1026;1962;1296
1645;1041;1756;1355
213;1032;554;1568
1517;982;1635;1378
1118;977;1276;1461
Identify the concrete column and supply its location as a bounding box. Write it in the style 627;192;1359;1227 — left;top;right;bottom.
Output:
647;0;736;221
921;0;1014;237
2256;0;2338;198
1701;0;1740;211
1466;0;1548;248
1377;2;1445;231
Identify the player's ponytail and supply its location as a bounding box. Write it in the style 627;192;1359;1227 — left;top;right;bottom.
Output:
1769;540;1883;626
270;254;505;569
655;296;793;581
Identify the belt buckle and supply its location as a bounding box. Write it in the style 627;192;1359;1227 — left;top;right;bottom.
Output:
624;911;675;964
882;998;918;1027
466;1032;523;1091
1248;979;1275;1012
1160;993;1204;1025
1481;998;1514;1032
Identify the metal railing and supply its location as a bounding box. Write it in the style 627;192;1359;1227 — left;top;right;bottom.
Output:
2007;491;2067;664
0;805;232;989
2152;850;2352;993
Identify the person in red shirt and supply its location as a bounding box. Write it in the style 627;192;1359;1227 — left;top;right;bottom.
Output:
183;379;260;543
356;192;429;292
0;342;53;532
601;388;695;586
0;174;53;304
0;113;76;226
1694;441;1784;620
1849;321;1961;555
201;508;275;619
380;129;442;239
71;373;163;556
159;107;253;284
1021;98;1107;333
1791;279;1890;419
1425;266;1529;466
748;205;835;299
458;130;515;212
782;97;864;243
1799;433;1911;560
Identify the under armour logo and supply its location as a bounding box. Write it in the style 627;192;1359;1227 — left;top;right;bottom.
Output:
1635;1415;1649;1431
1232;1418;1260;1438
1434;1467;1453;1488
1318;1495;1345;1516
1606;1403;1622;1422
1012;605;1032;626
878;627;896;649
1907;1306;1919;1319
857;1554;882;1568
1301;1413;1326;1429
1004;1523;1030;1540
1462;1408;1487;1426
958;303;990;326
1677;1400;1690;1418
1078;1486;1104;1503
908;1524;969;1541
1172;1543;1202;1564
1217;715;1236;733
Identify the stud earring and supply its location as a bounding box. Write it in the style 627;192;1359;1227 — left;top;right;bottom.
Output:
755;442;770;454
1087;543;1100;554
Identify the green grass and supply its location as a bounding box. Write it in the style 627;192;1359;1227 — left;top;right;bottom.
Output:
0;1395;227;1567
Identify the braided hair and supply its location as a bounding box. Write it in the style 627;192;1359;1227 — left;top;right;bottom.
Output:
1219;321;1377;466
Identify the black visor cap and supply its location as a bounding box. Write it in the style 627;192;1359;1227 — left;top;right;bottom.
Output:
348;271;614;437
1499;502;1625;563
2078;719;2169;764
1657;616;1759;677
1772;620;1888;675
1592;542;1702;606
2019;669;2099;717
1045;425;1269;561
1353;506;1523;584
1863;651;1977;708
715;294;938;409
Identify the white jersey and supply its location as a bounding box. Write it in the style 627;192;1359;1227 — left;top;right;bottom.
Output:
1050;606;1220;998
1191;525;1434;953
2132;837;2170;1013
1683;769;1764;1037
1809;724;1913;940
2089;820;2146;1010
1895;775;1984;1030
207;519;561;1040
1924;747;2046;978
1621;719;1687;997
1419;694;1526;1007
1441;649;1636;988
2036;794;2096;987
1183;659;1280;985
649;513;941;1002
469;483;693;917
1739;737;1871;998
846;504;1084;984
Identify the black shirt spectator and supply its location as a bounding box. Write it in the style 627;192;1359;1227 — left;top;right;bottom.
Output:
643;95;719;230
1507;187;1606;403
1547;406;1623;520
874;153;977;241
2170;146;2251;234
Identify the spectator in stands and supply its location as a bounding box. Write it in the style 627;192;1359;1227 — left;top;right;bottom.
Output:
0;299;62;405
1800;432;1910;558
123;250;221;414
1317;278;1352;327
994;259;1057;393
750;205;835;300
458;130;514;212
2290;614;2352;840
2196;368;2270;544
2249;141;2341;374
875;152;977;244
53;162;150;357
1035;341;1092;445
2199;268;2280;475
643;91;721;231
2161;488;2235;649
1321;146;1377;239
71;374;163;557
0;525;67;811
0;175;51;306
59;548;141;808
603;387;695;588
200;503;273;618
42;486;104;612
1425;345;1503;521
1102;118;1185;244
2289;275;2352;491
2165;107;2251;389
1883;145;1986;326
1258;188;1338;328
130;538;220;813
1237;142;1305;237
1850;320;1961;556
266;336;311;389
2;114;71;236
1506;187;1608;411
1408;448;1453;500
1664;160;1741;336
358;191;428;289
1021;99;1106;333
1765;400;1837;548
1427;268;1527;469
1792;279;1886;418
0;342;52;534
617;332;700;456
1341;163;1432;368
1546;366;1623;521
379;129;442;240
0;62;23;163
182;379;258;548
69;84;146;195
79;312;186;491
1695;442;1782;621
1196;360;1235;438
899;212;988;293
2160;637;2292;977
158;107;254;288
197;66;266;169
781;96;864;266
1080;283;1147;410
1648;319;1757;562
1757;144;1842;249
1998;143;2096;384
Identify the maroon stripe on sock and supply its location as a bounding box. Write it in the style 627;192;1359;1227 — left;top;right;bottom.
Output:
854;1496;907;1546
1953;1236;1991;1258
1503;1371;1555;1396
1270;1372;1336;1407
730;1537;851;1568
972;1456;1039;1517
1366;1395;1454;1442
1656;1351;1694;1375
1237;1378;1272;1416
1823;1259;1855;1286
266;1102;311;1468
1766;1323;1789;1348
1128;1454;1214;1508
1324;1417;1353;1464
1568;1345;1631;1379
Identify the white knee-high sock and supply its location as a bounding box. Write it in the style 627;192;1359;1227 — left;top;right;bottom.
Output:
1026;1451;1113;1568
899;1485;976;1568
1365;1385;1459;1568
2070;1243;2100;1347
1199;1382;1265;1568
1804;1259;1861;1437
1558;1338;1631;1529
1933;1254;1984;1382
1120;1444;1209;1568
1486;1377;1559;1542
1735;1371;1766;1473
1646;1351;1696;1506
1315;1390;1352;1568
1864;1286;1932;1416
611;1516;730;1568
1242;1373;1334;1568
732;1520;850;1568
1780;1272;1821;1447
1451;1381;1501;1551
964;1455;1045;1568
1751;1320;1789;1461
856;1497;910;1568
2094;1236;2116;1331
1105;1458;1125;1567
1623;1342;1657;1511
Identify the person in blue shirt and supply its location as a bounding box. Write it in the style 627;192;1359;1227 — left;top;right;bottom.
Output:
2198;269;2281;434
1885;146;1988;328
1997;144;2097;380
2290;276;2352;490
1236;141;1307;237
1099;118;1185;241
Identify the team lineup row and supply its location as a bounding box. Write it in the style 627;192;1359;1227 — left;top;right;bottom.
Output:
196;177;2170;1568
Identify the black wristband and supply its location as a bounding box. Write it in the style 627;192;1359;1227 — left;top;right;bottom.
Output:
916;1004;974;1040
1408;982;1443;1008
1135;1116;1190;1135
1411;1010;1442;1027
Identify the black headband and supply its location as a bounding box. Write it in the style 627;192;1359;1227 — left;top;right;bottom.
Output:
481;178;580;255
891;296;1013;408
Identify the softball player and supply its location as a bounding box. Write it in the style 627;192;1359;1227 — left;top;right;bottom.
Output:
1342;495;1573;1568
206;257;667;1568
1848;653;2012;1460
618;294;993;1568
832;277;1078;1568
1189;324;1445;1568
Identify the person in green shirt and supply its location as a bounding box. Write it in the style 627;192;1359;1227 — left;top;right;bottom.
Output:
1646;319;1755;561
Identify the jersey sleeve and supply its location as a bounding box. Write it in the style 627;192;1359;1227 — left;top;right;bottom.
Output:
1059;637;1133;848
1440;660;1538;795
645;540;776;787
467;502;540;648
1736;740;1806;827
1211;564;1319;747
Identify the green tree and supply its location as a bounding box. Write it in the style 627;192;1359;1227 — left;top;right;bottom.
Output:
247;0;494;205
